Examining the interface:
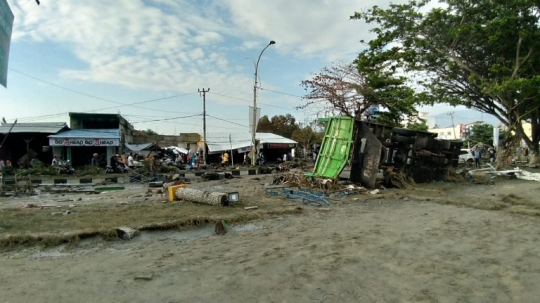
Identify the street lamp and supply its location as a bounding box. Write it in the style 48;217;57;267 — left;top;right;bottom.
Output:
251;40;276;165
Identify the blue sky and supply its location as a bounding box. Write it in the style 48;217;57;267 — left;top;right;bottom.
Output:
0;0;496;135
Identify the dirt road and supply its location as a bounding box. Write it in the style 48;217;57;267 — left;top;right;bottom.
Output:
2;191;540;302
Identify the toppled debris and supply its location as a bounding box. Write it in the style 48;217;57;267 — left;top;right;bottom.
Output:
215;220;229;235
266;187;331;207
200;172;234;181
515;169;540;182
148;181;164;188
175;187;229;206
116;227;140;240
134;273;154;281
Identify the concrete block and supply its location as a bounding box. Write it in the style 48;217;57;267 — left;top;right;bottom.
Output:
54;179;68;184
105;177;118;183
79;178;92;184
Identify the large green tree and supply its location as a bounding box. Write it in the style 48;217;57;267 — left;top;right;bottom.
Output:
299;61;421;127
352;0;540;166
407;118;429;132
467;124;494;146
256;114;299;138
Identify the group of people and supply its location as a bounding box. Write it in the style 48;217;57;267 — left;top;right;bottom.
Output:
471;146;497;168
0;159;12;168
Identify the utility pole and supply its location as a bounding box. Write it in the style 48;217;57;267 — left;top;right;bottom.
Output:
198;88;210;164
448;112;457;139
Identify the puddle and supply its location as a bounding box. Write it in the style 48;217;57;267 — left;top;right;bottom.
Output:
30;247;72;259
231;223;265;232
20;223;267;259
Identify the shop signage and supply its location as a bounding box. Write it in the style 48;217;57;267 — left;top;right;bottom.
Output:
237;146;251;153
49;138;119;147
267;143;295;149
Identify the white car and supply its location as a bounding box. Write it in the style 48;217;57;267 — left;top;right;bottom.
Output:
459;149;474;164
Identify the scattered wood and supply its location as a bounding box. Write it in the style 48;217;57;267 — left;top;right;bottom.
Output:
244;206;258;210
316;208;331;212
134;273;154;281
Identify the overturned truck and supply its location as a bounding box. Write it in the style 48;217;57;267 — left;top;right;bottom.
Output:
310;116;463;188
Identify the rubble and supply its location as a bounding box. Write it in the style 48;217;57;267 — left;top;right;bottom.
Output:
116;227;140;240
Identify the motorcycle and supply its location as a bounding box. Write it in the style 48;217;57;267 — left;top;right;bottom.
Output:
106;163;129;174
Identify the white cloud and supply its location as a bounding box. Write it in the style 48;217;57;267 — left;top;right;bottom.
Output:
8;0;411;107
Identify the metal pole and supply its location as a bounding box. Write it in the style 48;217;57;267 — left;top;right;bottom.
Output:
198;88;210;164
251;40;276;165
0;119;17;150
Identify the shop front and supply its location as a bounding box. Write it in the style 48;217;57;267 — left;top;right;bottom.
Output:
262;142;297;162
48;129;120;166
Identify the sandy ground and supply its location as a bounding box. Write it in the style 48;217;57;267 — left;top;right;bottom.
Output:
2;174;540;303
1;167;540;303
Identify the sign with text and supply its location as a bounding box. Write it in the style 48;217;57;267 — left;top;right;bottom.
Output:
267;143;296;149
0;0;13;88
49;138;120;147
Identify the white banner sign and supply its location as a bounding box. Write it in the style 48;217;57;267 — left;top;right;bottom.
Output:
49;138;119;147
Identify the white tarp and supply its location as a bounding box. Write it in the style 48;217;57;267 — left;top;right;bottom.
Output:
205;132;296;154
166;146;189;154
515;170;540;182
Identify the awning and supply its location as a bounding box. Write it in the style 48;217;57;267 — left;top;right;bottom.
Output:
205;132;297;154
125;143;158;152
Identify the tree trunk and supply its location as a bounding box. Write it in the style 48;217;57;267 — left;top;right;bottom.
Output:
495;135;520;170
529;149;539;167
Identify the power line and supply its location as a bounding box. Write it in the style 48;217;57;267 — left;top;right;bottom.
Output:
211;91;296;111
207;114;248;128
259;87;303;98
9;68;199;119
130;114;202;124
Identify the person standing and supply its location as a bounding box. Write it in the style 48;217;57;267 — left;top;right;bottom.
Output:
51;155;58;166
91;153;99;167
283;153;287;162
473;147;482;168
127;152;134;169
222;151;229;166
488;147;496;165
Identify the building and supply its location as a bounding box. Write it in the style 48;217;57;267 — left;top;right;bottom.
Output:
0;122;68;167
429;125;463;140
48;113;136;166
205;132;297;163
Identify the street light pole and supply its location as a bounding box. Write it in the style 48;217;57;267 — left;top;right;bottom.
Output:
251;40;276;165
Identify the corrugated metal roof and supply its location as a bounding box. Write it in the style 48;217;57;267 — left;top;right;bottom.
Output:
205;132;296;153
49;129;119;139
0;122;68;134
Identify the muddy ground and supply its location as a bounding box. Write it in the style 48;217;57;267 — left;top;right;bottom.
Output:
1;170;540;302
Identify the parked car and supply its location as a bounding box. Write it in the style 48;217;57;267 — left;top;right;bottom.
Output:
459;149;474;164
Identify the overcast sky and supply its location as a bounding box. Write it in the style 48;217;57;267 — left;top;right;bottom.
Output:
0;0;490;135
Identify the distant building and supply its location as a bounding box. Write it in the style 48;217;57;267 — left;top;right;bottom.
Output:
48;112;136;166
429;125;463;140
0;122;68;167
